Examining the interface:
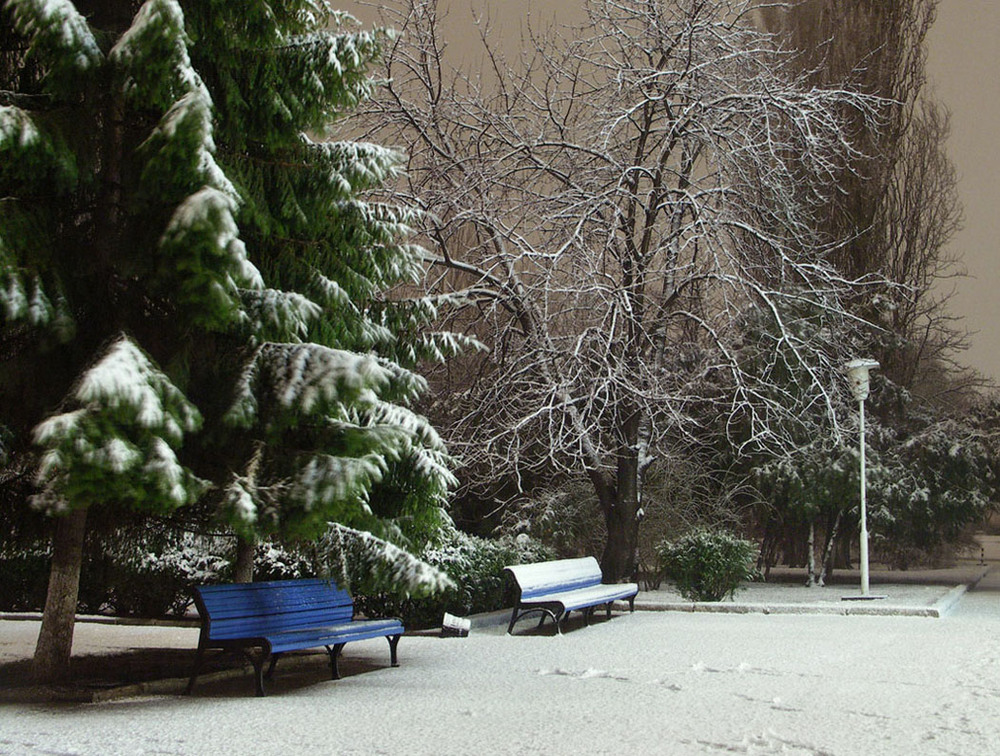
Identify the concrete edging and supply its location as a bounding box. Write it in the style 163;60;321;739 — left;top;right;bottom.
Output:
630;565;991;619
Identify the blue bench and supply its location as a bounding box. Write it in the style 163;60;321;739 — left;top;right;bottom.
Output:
504;556;639;635
186;578;404;696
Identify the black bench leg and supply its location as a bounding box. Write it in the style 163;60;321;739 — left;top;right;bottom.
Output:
265;653;281;680
506;606;521;635
185;646;205;695
246;651;268;697
628;596;635;612
606;601;613;620
328;643;346;680
388;634;401;667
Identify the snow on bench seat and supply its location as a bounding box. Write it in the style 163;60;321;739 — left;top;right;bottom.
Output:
504;556;638;635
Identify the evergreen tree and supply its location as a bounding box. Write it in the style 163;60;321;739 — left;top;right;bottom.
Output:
1;0;460;682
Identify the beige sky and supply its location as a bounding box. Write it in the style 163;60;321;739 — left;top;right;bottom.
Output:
926;0;1000;383
346;0;999;382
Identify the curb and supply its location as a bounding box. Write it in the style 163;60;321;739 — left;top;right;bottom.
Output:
631;565;991;619
932;564;991;617
633;599;943;618
0;612;199;629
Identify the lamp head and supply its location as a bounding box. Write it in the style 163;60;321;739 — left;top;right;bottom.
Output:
844;359;880;402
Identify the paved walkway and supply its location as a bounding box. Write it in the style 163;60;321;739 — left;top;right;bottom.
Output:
944;562;1000;619
2;564;999;756
1;563;995;687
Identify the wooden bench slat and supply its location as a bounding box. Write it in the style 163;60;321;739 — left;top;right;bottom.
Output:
267;619;404;653
205;605;354;624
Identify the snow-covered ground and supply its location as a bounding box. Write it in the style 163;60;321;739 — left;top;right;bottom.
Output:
2;571;999;756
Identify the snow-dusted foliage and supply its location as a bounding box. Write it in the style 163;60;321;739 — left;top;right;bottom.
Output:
319;522;455;599
0;105;40;149
110;0;201;109
219;342;456;537
31;335;207;513
339;519;554;628
657;528;759;602
156;186;262;328
4;0;101;87
864;409;995;565
3;0;460;673
751;380;997;575
0;102;76;331
226;343;395;426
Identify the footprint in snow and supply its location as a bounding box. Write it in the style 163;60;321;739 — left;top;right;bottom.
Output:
536;667;630;682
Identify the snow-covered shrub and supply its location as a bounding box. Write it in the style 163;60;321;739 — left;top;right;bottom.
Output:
352;525;554;628
657;529;759;602
103;533;230;617
253;541;314;581
499;483;606;559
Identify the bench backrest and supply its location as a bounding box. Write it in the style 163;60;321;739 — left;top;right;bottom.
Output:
193;578;354;640
504;556;604;601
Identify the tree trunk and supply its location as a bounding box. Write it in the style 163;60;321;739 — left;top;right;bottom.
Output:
806;520;817;587
601;504;640;583
33;507;88;683
233;536;255;583
818;509;843;586
600;452;641;583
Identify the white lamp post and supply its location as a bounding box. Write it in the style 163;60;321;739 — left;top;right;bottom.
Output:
844;359;879;598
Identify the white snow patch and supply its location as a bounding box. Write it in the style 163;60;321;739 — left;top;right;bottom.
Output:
7;0;102;71
72;337;197;435
0;106;40;148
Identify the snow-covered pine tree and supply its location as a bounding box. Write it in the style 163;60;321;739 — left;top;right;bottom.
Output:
1;0;461;682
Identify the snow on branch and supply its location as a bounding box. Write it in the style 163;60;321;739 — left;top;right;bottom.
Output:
139;89;237;200
67;335;200;441
5;0;102;79
224;342;395;428
318;522;454;598
240;288;322;343
110;0;200;109
31;334;207;511
157;187;264;327
300;135;407;196
0;105;41;149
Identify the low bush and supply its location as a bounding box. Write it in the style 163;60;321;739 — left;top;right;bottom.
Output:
0;519;549;625
657;529;759;602
253;541;314;581
0;531;231;617
107;536;231;616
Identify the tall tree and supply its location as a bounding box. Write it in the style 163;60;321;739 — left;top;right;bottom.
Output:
759;0;971;399
747;0;989;574
357;0;884;580
1;0;457;682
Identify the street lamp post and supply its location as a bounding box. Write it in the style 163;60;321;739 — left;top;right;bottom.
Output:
844;359;879;598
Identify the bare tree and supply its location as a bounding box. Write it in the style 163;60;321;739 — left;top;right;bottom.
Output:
761;0;974;402
745;1;990;579
357;0;884;580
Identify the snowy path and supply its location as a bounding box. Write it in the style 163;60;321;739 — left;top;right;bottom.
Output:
2;601;999;755
948;565;1000;620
